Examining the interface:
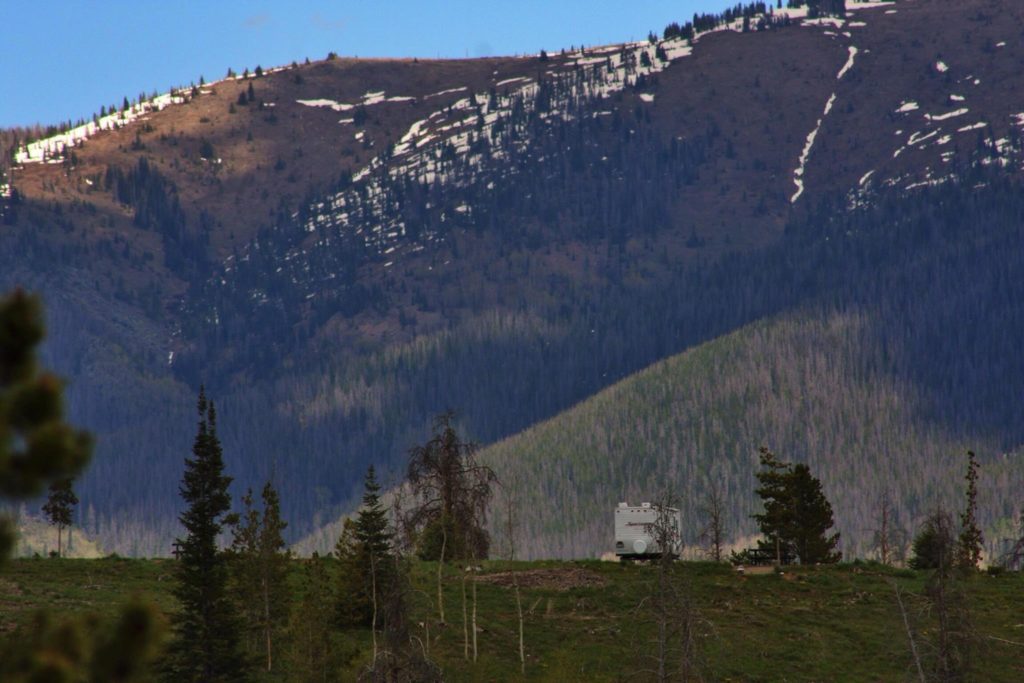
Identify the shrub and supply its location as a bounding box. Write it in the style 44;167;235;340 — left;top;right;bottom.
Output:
909;511;955;570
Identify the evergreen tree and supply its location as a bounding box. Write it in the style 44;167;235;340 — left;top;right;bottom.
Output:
334;518;363;627
199;139;215;160
335;465;394;628
0;597;165;681
752;447;793;564
753;447;840;564
165;388;249;682
228;489;261;662
355;465;392;559
229;481;290;672
787;464;841;564
0;289;92;561
910;510;955;570
0;289;161;680
956;451;983;570
41;478;78;557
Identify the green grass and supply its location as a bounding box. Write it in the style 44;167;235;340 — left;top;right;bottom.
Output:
2;558;1022;681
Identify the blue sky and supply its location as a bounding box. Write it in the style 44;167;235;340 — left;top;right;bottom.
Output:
0;0;723;128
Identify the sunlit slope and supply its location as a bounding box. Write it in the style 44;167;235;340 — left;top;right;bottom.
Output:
483;309;1019;560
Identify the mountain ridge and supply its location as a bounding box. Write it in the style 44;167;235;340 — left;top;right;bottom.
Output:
4;0;1024;556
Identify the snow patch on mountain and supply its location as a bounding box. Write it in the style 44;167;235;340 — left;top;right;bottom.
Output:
958;121;987;133
425;87;468;99
14;66;299;166
792;45;858;203
836;46;859;80
908;129;940;147
925;108;968;122
298;91;417;113
15;91;190;164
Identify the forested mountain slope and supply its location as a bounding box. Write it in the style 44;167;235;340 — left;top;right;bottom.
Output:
3;0;1024;555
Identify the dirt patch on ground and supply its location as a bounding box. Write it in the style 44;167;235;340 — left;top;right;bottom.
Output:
476;568;607;591
0;577;22;597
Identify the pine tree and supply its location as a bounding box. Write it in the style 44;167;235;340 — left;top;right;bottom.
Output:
355;466;392;559
166;387;250;681
42;478;78;557
229;481;290;672
0;289;92;561
753;447;840;565
229;489;261;657
956;451;983;570
334;518;364;627
787;464;841;564
335;466;394;629
0;289;161;680
256;481;290;672
910;510;955;570
752;447;792;565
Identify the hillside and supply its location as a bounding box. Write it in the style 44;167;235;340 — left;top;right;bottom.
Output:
11;517;105;559
3;0;1024;555
3;558;1023;681
482;307;1020;561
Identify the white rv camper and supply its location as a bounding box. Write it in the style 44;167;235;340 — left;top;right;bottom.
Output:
614;501;682;560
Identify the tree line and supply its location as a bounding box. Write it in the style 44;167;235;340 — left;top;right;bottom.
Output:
2;287;1021;681
161;398;497;681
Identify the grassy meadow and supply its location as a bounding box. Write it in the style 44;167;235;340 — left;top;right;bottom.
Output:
2;557;1022;681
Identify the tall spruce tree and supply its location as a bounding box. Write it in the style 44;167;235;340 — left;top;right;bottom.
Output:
956;451;983;570
41;478;78;557
753;447;841;564
787;463;841;564
166;388;249;681
336;465;394;629
752;447;793;565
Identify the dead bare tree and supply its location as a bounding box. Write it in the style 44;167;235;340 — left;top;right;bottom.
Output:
925;511;975;683
504;474;526;675
403;411;497;562
1000;510;1024;570
901;509;976;683
436;531;447;624
360;535;442;683
870;490;908;566
635;489;706;682
471;572;479;662
514;573;525;675
891;579;927;683
395;484;446;626
698;477;728;562
461;567;470;661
